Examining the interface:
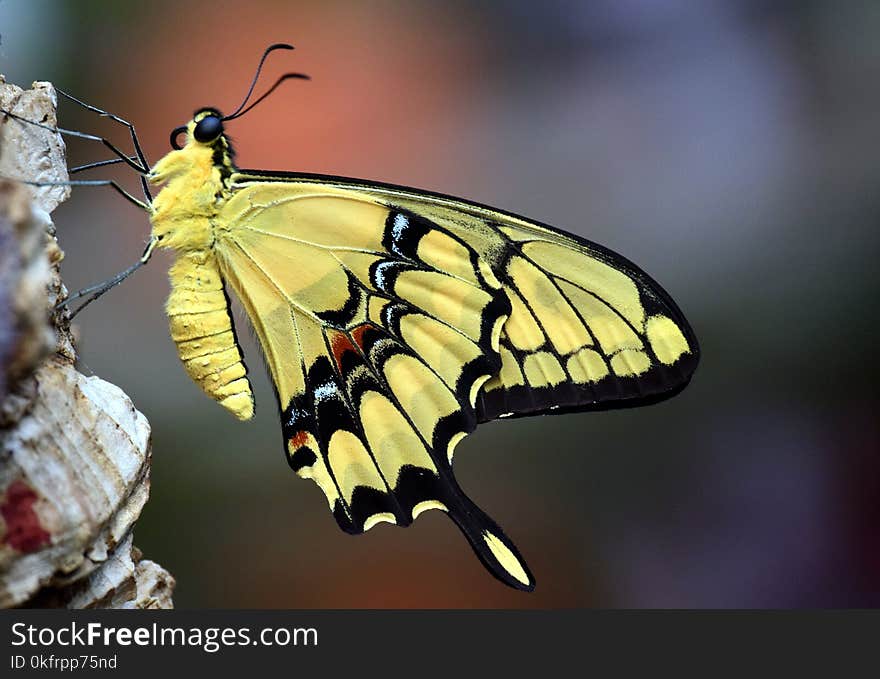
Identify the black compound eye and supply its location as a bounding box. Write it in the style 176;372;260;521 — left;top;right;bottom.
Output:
193;115;223;143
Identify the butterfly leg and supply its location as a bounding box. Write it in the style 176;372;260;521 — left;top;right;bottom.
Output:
17;178;150;212
1;111;152;204
55;88;152;202
57;238;157;319
1;107;153;204
1;108;147;175
1;107;153;203
69;156;141;174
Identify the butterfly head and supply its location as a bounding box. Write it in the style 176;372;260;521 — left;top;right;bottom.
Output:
148;108;236;242
154;44;307;186
156;108;237;187
170;109;228;150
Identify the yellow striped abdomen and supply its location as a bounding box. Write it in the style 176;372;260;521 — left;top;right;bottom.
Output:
166;251;254;420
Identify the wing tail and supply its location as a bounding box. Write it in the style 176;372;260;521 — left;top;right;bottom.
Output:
444;491;535;592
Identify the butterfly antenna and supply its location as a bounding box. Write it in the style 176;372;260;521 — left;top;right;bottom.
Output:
225;72;310;121
223;43;295;121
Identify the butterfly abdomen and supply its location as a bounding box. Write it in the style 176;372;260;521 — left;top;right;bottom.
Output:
166;251;254;420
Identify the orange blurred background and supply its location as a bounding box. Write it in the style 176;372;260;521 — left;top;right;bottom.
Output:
1;0;878;607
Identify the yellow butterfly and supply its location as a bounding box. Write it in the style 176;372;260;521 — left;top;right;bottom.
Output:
12;44;699;591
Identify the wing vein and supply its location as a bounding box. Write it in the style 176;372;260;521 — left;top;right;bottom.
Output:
224;237;326;323
317;326;399;503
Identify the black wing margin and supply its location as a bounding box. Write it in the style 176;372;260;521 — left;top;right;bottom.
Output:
476;222;699;423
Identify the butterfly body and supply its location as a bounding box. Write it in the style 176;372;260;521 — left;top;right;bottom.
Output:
148;113;228;251
144;112;251;420
137;102;697;591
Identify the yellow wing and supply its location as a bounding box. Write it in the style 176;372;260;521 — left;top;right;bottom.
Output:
212;171;699;591
347;176;700;422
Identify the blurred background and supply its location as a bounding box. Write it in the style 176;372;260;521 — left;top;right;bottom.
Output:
0;0;877;608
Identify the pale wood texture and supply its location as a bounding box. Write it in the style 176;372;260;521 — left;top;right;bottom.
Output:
0;78;174;608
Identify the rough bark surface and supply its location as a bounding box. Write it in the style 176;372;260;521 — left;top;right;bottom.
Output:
0;78;174;608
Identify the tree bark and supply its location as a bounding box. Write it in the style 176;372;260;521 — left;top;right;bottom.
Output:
0;77;174;608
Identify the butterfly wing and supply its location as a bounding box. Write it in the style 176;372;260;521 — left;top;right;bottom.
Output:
214;171;698;591
346;177;701;423
215;178;534;589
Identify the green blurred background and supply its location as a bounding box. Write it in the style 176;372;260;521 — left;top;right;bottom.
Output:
1;0;877;607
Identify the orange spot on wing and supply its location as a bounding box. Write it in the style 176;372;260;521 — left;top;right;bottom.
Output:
350;323;372;352
330;331;357;373
289;430;309;450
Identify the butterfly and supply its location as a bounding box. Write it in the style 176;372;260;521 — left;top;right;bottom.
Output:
11;44;699;591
